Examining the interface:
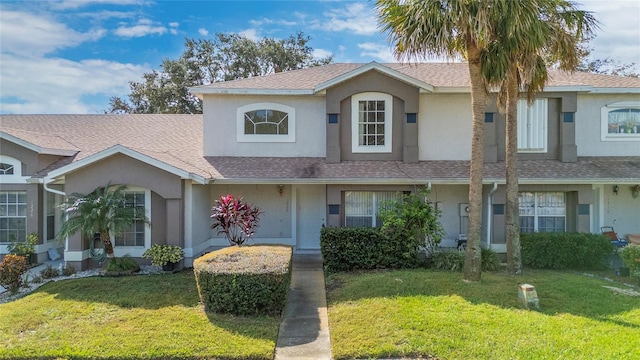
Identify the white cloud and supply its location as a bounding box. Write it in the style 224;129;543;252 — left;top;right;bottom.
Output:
198;28;209;36
580;0;640;69
0;54;148;114
169;22;179;35
312;48;334;59
0;10;106;57
114;18;167;37
358;43;396;62
51;0;146;11
315;3;378;35
240;28;260;41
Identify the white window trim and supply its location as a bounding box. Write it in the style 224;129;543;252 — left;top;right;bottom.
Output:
351;92;393;153
600;101;640;142
517;99;548;153
236;102;296;143
0;155;28;184
519;192;566;233
112;185;151;258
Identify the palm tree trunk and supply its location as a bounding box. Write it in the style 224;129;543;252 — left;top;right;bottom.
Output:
101;230;115;258
505;71;522;275
464;42;487;282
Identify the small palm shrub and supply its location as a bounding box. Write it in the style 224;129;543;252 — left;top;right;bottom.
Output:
0;254;28;293
481;247;501;271
105;256;140;273
430;251;465;271
40;264;60;279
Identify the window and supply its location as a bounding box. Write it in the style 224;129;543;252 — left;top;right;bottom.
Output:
114;191;146;247
601;101;640;141
345;191;400;227
0;191;27;243
46;192;62;241
237;103;295;142
0;163;14;175
352;92;393;153
517;98;548;152
519;192;565;233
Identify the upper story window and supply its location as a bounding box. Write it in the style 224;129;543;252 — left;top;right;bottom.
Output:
517;98;548;153
601;101;640;141
0;163;14;175
0;156;23;182
237;103;296;143
351;92;393;153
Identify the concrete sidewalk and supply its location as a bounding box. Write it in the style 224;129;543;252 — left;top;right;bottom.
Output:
275;254;332;360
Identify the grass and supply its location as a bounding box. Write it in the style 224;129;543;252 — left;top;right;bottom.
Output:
327;269;640;360
0;270;280;360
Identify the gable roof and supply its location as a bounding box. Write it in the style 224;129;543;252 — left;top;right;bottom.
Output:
0;114;212;183
190;62;640;96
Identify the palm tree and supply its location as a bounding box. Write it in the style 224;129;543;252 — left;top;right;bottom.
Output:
481;0;597;275
57;183;150;259
377;0;495;281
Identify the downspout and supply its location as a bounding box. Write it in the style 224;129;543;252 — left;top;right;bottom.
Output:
486;182;498;249
43;178;67;254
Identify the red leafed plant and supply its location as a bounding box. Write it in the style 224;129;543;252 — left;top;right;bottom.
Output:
211;195;262;246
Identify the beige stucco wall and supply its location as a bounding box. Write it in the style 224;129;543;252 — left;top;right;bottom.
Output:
576;93;640;156
419;94;473;160
202;95;326;157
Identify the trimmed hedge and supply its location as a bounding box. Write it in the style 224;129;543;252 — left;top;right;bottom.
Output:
193;245;292;316
320;227;422;272
521;232;613;270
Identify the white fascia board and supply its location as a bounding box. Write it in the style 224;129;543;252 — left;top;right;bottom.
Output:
314;62;434;93
211;177;639;185
188;87;313;96
46;145;203;182
588;87;640;94
0;131;77;156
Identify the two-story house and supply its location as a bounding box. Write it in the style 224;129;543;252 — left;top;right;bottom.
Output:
1;62;639;269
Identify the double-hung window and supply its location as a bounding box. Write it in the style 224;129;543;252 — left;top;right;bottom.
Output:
517;99;548;153
601;101;640;141
0;191;27;243
237;103;295;142
351;92;393;153
519;192;566;233
114;191;147;247
344;191;400;227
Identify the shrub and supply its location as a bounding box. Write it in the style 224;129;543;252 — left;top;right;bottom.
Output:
321;227;425;272
105;256;140;274
7;232;38;263
0;254;28;293
620;245;640;279
481;247;502;271
193;245;292;315
211;195;262;246
142;244;185;266
40;264;60;279
61;263;77;276
430;251;465;272
521;232;613;270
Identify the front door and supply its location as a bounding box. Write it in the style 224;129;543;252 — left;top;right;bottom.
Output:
296;185;326;250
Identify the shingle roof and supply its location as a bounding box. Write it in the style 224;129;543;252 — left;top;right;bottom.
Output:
191;62;640;93
1;114;638;183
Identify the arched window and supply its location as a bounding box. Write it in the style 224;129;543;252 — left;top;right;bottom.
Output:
0;163;14;175
601;101;640;141
237;103;296;142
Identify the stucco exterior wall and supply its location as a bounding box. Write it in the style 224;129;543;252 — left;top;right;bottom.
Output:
428;184;471;241
419;94;473;160
576;93;640;156
0;139;39;175
202;95;326;157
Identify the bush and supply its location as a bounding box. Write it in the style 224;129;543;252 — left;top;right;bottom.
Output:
62;263;77;276
620;245;640;279
142;244;185;266
430;251;465;272
0;254;28;293
7;233;38;263
481;248;501;271
521;232;613;270
193;245;292;315
105;256;140;274
211;195;262;246
40;264;60;279
321;227;424;272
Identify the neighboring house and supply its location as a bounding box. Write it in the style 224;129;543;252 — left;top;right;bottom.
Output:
1;62;639;269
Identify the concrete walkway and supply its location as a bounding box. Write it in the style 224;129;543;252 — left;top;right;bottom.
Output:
275;254;332;360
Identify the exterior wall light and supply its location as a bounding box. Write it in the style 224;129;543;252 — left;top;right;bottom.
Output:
613;185;619;195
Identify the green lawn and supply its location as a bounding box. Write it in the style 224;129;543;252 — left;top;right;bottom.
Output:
0;270;279;360
327;269;640;360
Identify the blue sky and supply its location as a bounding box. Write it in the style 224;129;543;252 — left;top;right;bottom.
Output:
1;0;639;114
